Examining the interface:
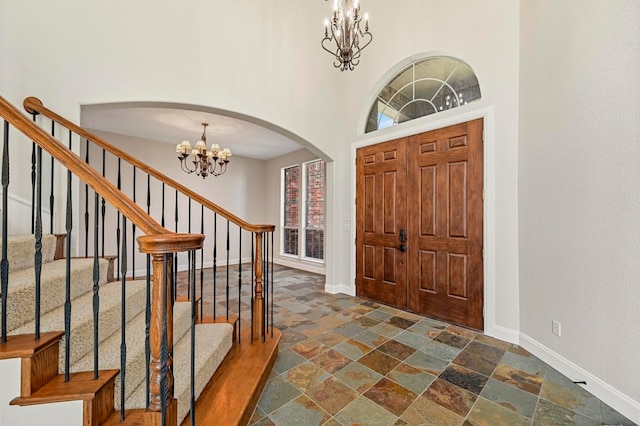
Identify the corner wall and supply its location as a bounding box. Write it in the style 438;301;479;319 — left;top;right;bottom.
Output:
519;1;640;420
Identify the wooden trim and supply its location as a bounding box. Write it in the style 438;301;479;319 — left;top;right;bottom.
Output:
23;97;274;234
0;332;64;360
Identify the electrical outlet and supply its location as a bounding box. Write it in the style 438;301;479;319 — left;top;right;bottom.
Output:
552;320;561;337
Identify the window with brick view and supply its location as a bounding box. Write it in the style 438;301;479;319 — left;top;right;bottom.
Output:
283;165;299;256
304;160;325;260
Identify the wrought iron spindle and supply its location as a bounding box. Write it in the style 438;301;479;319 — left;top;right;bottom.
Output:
237;227;242;343
271;231;274;337
116;158;121;280
250;235;254;342
160;254;170;424
34;145;43;339
212;213;217;319
225;220;230;320
174;190;178;302
101;150;106;257
187;198;192;300
132;167;136;279
1;120;10;343
92;183;100;380
64;138;73;381
161;182;165;228
84;140;89;257
200;206;204;321
30;140;35;234
49;121;55;233
145;174;151;408
120;215;128;420
189;249;197;426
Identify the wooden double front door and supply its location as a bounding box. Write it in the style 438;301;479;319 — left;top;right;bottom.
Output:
356;119;484;330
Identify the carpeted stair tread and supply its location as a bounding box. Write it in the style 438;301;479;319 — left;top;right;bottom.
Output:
125;322;234;423
0;258;109;332
1;234;58;272
10;279;148;370
71;300;193;406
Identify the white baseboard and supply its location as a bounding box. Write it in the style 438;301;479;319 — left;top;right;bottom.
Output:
273;257;326;275
520;333;640;425
489;324;520;345
325;282;355;296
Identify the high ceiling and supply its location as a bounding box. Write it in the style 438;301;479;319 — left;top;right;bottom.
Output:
80;105;303;161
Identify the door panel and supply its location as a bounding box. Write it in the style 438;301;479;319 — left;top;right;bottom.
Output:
356;119;483;330
407;119;483;329
356;139;407;307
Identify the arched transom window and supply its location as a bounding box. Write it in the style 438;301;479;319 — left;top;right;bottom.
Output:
366;56;481;133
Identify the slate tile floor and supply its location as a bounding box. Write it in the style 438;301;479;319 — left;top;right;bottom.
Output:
176;265;635;426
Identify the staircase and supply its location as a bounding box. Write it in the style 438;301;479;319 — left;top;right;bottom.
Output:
0;95;281;426
0;234;234;424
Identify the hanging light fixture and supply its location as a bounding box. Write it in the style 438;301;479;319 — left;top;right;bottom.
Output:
321;0;372;71
176;123;232;178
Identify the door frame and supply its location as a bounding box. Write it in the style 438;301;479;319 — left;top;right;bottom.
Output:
350;106;497;335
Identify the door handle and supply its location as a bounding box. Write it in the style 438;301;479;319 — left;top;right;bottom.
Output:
399;229;406;243
399;244;406;253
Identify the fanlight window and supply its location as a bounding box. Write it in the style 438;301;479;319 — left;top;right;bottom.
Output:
366;56;481;133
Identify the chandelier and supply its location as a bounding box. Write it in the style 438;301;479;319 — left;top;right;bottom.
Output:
176;123;232;178
321;0;372;71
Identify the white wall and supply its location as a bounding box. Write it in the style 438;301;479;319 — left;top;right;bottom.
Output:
519;0;640;420
264;149;325;274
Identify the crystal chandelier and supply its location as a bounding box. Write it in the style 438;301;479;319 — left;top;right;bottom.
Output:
321;0;372;71
176;123;232;178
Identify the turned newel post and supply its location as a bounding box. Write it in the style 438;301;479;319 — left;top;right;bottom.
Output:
138;233;204;426
253;232;265;340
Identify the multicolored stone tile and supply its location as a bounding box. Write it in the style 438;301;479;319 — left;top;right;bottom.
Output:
387;362;436;395
392;330;431;350
333;338;374;361
335;395;398;426
410;394;465;425
313;331;348;348
352;330;388;348
492;363;543;395
283;362;330;393
439;364;490;395
420;339;463;361
369;322;405;339
453;340;505;376
269;395;331;426
479;377;538;418
500;350;547;377
310;349;352;374
257;376;302;414
387;316;417;330
274;349;307;374
306;377;359;416
358;349;402;375
335;361;383;393
404;350;450;376
377;339;416;361
433;330;472;349
533;398;601;426
291;339;328;360
540;368;601;421
423;378;477;417
472;333;512;351
363;377;418;416
464;396;531;426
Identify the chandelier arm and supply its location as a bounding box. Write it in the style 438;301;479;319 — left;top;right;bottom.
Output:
180;157;195;174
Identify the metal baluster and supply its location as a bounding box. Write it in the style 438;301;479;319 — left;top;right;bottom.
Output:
174;190;178;302
120;215;127;420
250;235;254;342
30;141;35;234
225;220;230;321
145;174;151;408
132;167;136;279
263;236;267;342
64;138;73;381
101;150;106;257
34;145;43;339
212;213;217;319
1;120;10;343
237;227;242;343
92;182;100;380
84;140;89;257
116;159;121;280
161;183;165;227
49;121;55;233
189;249;196;426
200;206;204;321
187;199;191;300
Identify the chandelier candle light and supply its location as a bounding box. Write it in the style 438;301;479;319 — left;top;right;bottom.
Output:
322;0;372;71
176;123;232;178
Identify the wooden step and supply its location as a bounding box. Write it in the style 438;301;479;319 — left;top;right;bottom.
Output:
11;369;119;425
180;328;281;426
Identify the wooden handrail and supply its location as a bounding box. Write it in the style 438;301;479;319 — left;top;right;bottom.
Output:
0;95;204;254
23;97;275;234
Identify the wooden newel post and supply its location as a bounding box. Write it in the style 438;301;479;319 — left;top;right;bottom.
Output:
253;232;265;341
145;253;177;425
138;233;204;426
